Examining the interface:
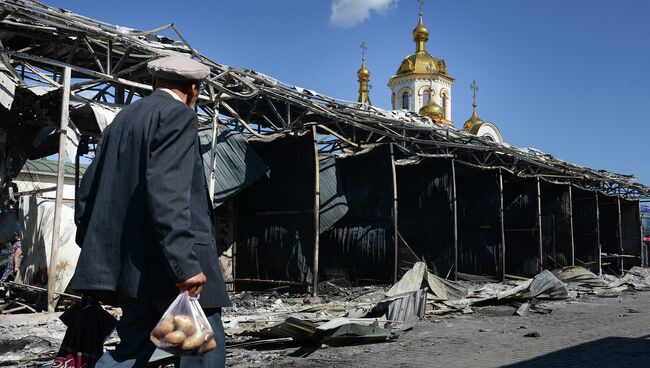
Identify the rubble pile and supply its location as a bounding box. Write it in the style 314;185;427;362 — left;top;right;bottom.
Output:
3;264;650;366
221;263;650;364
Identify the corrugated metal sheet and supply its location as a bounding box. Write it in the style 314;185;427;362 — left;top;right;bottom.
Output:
234;133;314;283
198;126;268;208
22;158;88;177
386;288;427;322
456;163;502;277
320;145;394;283
503;173;540;277
397;158;454;277
319;156;348;233
0;63;16;110
571;187;599;274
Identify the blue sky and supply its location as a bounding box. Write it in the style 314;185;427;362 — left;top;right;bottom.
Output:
49;0;650;185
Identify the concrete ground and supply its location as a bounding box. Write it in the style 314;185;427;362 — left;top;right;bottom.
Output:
229;290;650;368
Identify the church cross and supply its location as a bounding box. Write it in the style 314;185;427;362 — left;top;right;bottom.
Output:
418;0;424;16
360;41;367;62
471;80;479;105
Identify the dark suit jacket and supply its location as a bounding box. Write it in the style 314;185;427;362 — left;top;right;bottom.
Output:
70;89;230;309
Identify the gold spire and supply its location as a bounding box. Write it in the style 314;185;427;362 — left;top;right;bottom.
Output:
392;0;444;77
464;80;485;131
412;1;429;53
357;41;371;105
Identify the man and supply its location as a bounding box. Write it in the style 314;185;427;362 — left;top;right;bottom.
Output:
0;233;22;282
70;55;231;367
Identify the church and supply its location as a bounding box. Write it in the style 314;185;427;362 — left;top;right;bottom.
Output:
357;5;504;144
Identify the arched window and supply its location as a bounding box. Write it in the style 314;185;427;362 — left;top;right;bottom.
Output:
423;90;431;105
441;92;447;118
402;91;410;110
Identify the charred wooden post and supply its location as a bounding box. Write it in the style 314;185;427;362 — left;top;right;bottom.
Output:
451;159;458;281
595;193;602;276
536;177;543;272
48;66;71;312
498;169;506;281
311;132;321;294
617;197;624;275
568;186;576;266
390;143;398;283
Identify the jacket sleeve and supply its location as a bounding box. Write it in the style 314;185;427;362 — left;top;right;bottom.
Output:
74;139;103;248
146;104;202;282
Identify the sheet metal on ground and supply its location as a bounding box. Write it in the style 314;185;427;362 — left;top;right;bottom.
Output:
320;145;395;284
396;157;454;278
572;187;600;274
598;193;622;275
620;198;642;270
503;173;540;277
540;180;573;270
234;133;315;285
455;162;502;278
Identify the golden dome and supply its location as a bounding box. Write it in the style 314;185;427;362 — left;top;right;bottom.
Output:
357;61;370;81
396;52;438;75
419;99;444;121
393;14;448;77
412;15;429;42
463;105;484;131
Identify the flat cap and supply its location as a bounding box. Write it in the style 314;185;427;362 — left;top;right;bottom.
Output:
147;55;210;81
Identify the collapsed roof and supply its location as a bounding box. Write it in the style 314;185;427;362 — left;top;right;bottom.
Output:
0;0;647;198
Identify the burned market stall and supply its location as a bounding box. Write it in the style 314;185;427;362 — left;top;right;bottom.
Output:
231;133;316;289
598;193;623;275
198;127;270;287
396;157;455;279
571;187;600;274
454;162;503;280
0;0;648;300
539;180;574;269
620;198;642;270
502;173;540;277
319;145;396;285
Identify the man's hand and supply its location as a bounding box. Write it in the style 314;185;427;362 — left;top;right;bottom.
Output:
176;272;206;297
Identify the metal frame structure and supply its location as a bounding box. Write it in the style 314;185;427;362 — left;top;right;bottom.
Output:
0;0;647;199
0;1;648;299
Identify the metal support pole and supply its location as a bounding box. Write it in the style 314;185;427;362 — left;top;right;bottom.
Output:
451;159;458;281
47;66;70;312
311;126;320;296
74;146;80;198
106;40;112;75
208;94;221;202
617;196;624;275
595;192;601;276
389;144;399;283
568;186;576;266
536;178;543;272
640;202;646;267
498;169;506;281
115;85;125;105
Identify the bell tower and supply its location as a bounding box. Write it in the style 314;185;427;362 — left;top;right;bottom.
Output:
388;0;454;125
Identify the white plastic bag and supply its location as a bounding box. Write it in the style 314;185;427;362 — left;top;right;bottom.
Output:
150;291;217;355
